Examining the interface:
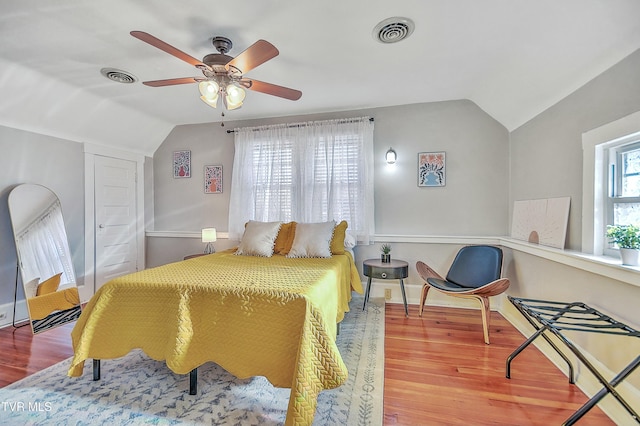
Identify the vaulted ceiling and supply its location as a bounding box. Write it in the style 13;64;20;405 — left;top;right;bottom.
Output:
1;1;640;155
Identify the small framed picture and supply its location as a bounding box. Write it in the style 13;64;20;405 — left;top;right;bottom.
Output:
418;152;446;187
173;150;191;178
204;165;223;193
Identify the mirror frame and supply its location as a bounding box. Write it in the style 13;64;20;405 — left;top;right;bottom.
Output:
8;183;82;334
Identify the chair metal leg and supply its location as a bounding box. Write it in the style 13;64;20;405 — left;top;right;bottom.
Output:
363;277;372;310
400;278;408;317
419;285;430;317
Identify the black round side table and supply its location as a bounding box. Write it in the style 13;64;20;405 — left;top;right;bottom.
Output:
362;258;409;317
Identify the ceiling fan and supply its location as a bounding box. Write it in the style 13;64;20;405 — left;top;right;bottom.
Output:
130;31;302;111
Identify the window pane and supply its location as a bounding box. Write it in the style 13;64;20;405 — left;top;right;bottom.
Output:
621;149;640;196
613;202;640;226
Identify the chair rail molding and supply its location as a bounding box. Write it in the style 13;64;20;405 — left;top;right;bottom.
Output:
145;232;640;288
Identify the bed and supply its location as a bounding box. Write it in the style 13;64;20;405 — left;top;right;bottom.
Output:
68;220;363;426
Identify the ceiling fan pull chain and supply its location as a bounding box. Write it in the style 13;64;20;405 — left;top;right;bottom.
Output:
221;112;225;127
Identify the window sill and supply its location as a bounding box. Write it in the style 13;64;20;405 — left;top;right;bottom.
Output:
375;234;640;288
499;237;640;288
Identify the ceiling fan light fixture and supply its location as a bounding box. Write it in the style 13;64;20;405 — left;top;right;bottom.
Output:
224;95;243;110
226;84;246;104
199;80;219;100
130;31;301;111
200;95;218;108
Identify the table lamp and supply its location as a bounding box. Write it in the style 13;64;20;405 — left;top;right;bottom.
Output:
202;228;217;254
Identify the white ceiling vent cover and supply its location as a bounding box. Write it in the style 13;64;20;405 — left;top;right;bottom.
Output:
373;17;415;44
101;68;138;84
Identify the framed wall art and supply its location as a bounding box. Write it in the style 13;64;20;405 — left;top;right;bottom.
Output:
418;151;446;187
204;165;223;194
173;150;191;178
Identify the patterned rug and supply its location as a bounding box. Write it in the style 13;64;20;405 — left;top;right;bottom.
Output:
0;296;384;425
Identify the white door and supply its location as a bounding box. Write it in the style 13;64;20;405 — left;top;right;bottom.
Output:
94;156;138;290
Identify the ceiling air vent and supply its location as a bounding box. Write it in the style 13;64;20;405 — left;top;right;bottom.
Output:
100;67;138;84
373;17;415;44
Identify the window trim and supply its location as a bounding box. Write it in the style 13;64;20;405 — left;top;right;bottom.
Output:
603;140;640;256
582;111;640;255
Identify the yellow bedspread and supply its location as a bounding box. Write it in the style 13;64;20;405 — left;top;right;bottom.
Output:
27;286;80;320
68;250;363;426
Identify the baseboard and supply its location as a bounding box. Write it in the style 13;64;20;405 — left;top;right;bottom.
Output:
500;301;640;424
0;300;29;329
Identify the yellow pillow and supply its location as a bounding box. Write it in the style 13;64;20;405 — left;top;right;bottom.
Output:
36;273;62;296
330;220;348;254
274;222;297;255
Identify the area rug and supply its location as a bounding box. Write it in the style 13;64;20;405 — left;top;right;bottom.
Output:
0;296;384;425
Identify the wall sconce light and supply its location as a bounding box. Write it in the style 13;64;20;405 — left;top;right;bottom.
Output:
201;228;217;254
385;147;397;164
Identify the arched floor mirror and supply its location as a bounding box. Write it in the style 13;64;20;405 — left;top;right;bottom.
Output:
8;184;82;334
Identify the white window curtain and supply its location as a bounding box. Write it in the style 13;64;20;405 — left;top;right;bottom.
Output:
16;200;76;286
229;117;375;244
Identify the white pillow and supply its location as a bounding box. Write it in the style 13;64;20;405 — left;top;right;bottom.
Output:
287;221;336;258
24;277;40;299
344;233;356;249
235;220;282;257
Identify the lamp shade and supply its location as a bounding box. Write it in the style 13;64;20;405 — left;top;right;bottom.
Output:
199;80;219;108
223;84;245;110
199;80;219;99
226;84;246;104
201;228;217;243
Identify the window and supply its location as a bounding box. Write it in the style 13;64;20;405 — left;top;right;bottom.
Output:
228;117;375;244
605;141;640;255
582;111;640;256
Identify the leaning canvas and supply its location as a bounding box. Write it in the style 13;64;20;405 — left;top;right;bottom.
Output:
511;197;571;249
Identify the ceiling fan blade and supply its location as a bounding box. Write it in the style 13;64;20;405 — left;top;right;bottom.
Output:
142;77;201;87
226;40;279;74
131;31;210;70
243;79;302;101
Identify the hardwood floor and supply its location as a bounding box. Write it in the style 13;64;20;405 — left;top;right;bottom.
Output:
0;321;75;387
0;304;615;425
384;303;614;425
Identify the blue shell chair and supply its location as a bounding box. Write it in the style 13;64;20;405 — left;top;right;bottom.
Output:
416;245;510;344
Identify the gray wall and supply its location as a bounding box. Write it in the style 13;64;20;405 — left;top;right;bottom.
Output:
0;125;85;305
510;48;640;251
152;99;510;238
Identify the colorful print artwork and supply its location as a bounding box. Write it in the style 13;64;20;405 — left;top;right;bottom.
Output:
418;152;446;187
173;150;191;178
204;165;223;194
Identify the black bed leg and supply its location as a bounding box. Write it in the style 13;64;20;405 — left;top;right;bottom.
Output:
93;359;101;381
189;368;197;395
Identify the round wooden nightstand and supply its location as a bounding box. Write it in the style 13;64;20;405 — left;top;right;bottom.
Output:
363;258;409;317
